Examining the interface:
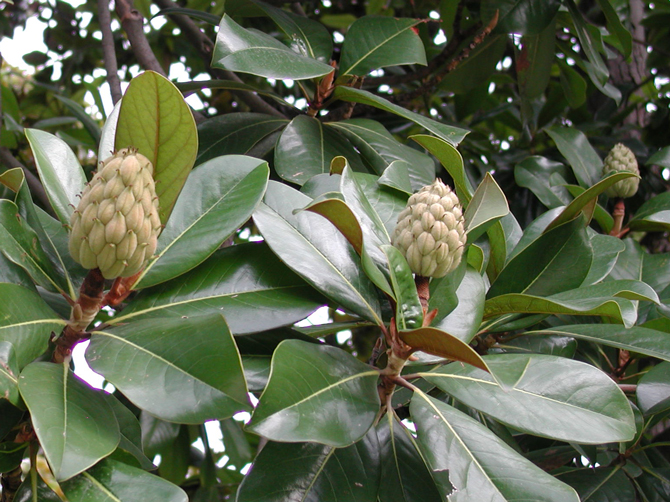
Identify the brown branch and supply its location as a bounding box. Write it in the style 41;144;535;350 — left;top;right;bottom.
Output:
98;0;123;104
396;10;499;105
116;0;166;75
363;10;480;89
0;467;22;502
619;384;637;393
0;147;54;214
53;268;106;364
152;0;286;118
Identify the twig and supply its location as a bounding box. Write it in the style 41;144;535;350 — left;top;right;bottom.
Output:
152;0;287;118
610;198;626;237
116;0;167;75
396;10;499;105
98;0;122;104
619;384;637;393
363;6;477;89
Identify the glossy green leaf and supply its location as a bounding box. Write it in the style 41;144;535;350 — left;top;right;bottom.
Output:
54;95;101;144
583;234;626;285
61;458;188;502
411;393;580;502
637;362;670;415
558;60;588;108
0;283;66;368
330;119;434;190
115;71;198;224
398;327;488;372
515;156;571;208
482;0;561;35
237;431;380;502
596;0;632;57
528;324;670;363
377;414;443;502
431;267;485;343
1;168;77;295
275;115;366;185
339;16;426;76
248;340;379;446
196;113;287;165
381;245;422;330
254;182;382;324
212;14;334;79
545;172;636;232
516;19;556;110
566;0;611;90
252;1;332;62
18;362;120;481
354;174;408;236
105;396;154;470
485;280;658;328
488;216;592;298
629;192;670;233
219;418;253;469
412;134;472;203
24;128;86;225
421;354;635;443
464;173;509;241
333;87;469;145
555;466;634;501
648;146;670;168
438;35;506;94
0;441;27;473
378;161;414;194
486;213;523;283
87;314;249;424
304;196;363;253
178;79;290;107
608;238;670;294
109;242;323;334
135;156;269;289
341;167;393;261
545;126;602;188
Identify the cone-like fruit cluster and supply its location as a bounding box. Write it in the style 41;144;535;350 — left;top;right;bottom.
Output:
603;143;639;199
392;179;466;278
68;148;161;279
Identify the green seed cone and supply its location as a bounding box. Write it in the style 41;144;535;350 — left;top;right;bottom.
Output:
603;143;640;199
68;148;161;279
391;179;466;278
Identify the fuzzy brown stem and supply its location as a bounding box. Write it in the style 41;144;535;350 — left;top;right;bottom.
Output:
53;269;106;363
102;270;142;307
415;275;430;316
378;319;414;412
610;198;626;237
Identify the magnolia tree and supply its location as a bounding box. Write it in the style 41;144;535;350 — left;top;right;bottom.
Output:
1;0;670;500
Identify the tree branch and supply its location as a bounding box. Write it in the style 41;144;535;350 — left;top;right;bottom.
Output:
152;0;287;118
98;0;123;104
116;0;167;75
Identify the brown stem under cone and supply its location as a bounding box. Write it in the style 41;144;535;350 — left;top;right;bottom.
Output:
53;268;106;364
610;198;626;237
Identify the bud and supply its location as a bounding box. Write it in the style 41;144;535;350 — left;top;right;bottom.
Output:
603;143;639;199
391;179;467;278
68;148;161;279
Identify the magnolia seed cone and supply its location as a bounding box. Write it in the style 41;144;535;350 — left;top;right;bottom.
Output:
391;179;466;278
603;143;639;199
68;148;161;279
